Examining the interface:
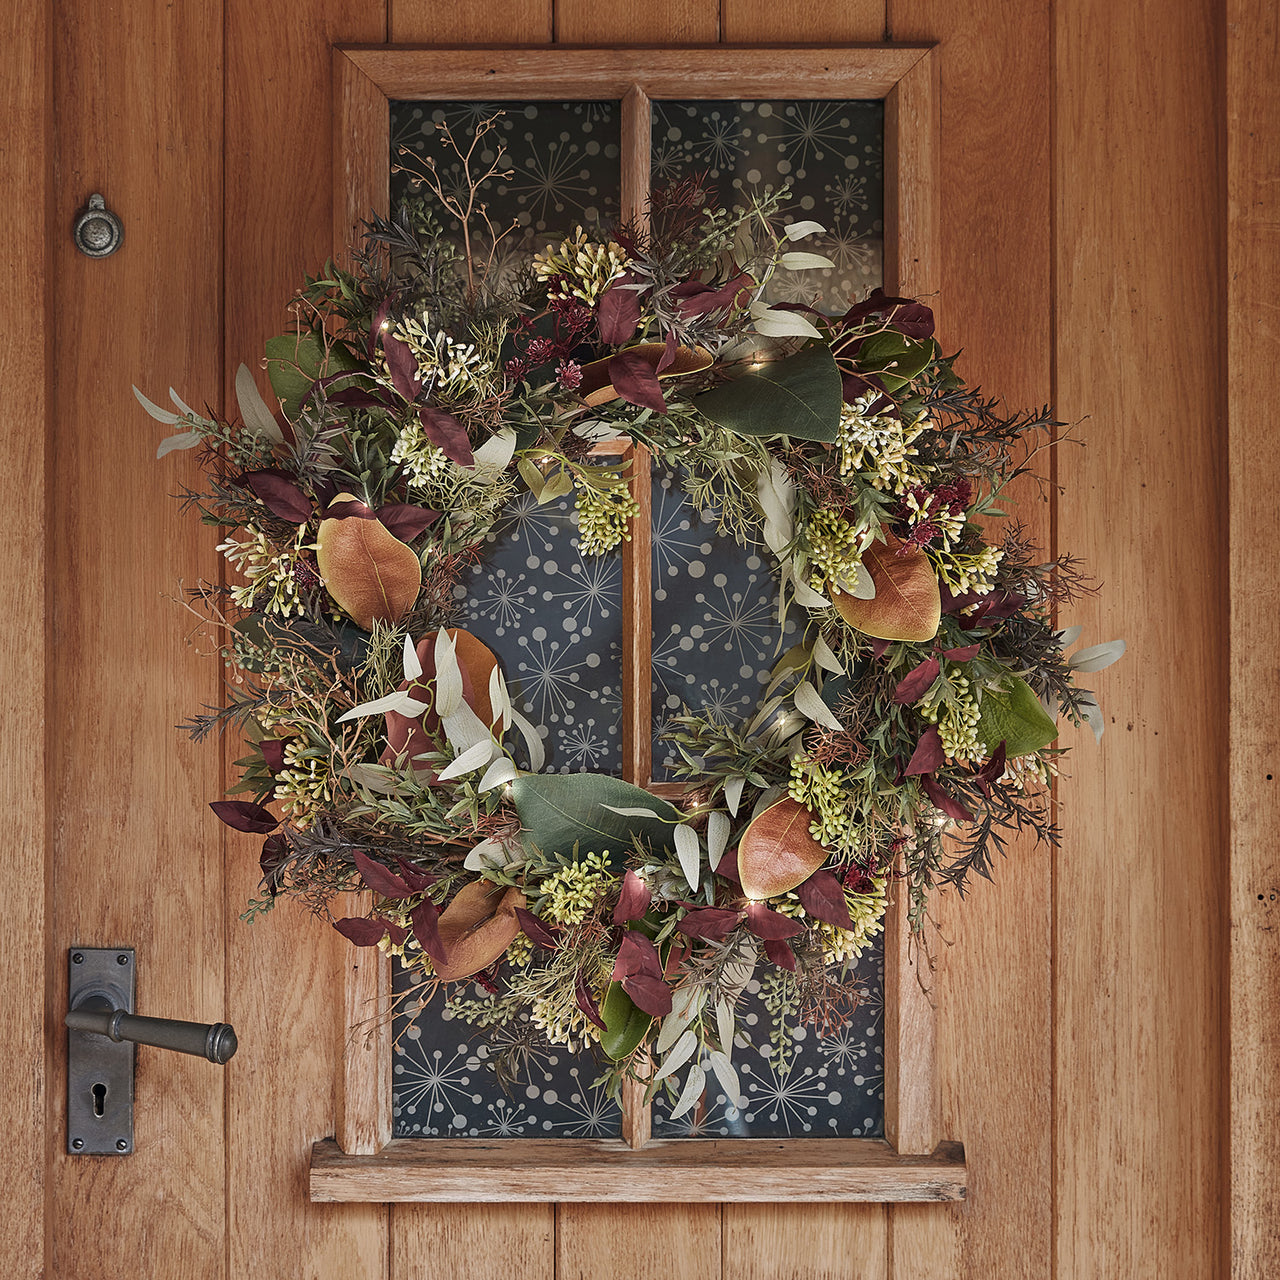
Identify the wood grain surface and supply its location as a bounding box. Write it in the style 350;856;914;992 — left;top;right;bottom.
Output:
1054;1;1226;1276
49;2;228;1276
224;1;391;1277
313;1138;967;1202
3;4;47;1278
1229;0;1280;1273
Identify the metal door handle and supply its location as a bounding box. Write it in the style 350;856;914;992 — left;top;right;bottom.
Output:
66;997;237;1064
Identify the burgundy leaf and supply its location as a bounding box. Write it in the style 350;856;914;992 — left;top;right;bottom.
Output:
622;972;674;1017
383;920;409;947
514;907;558;950
904;725;945;776
326;387;392;410
333;917;388;947
611;930;663;982
920;775;976;823
672;270;754;319
612;869;652;924
259;833;289;892
763;938;797;971
676;907;744;942
377;503;441;542
744;901;805;940
974;742;1008;795
353;849;412;899
597;275;643;344
656;329;678;373
942;584;1024;620
943;644;982;661
868;637;892;659
893;657;941;704
795;869;856;931
382;329;421;402
410;897;448;966
209;799;279;834
259;739;286;773
575;970;608;1032
418;406;474;467
323;499;376;520
714;845;742;885
888;302;936;339
242;469;312;523
394;857;436;893
607;351;667;413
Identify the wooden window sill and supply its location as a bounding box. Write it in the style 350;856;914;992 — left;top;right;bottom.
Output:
309;1137;966;1203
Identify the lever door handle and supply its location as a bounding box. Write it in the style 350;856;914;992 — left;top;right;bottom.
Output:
66;997;237;1064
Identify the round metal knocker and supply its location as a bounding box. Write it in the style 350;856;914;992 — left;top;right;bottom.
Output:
73;194;123;258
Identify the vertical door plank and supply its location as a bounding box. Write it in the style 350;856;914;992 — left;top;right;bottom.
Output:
555;1;718;44
392;1205;554;1280
383;2;558;1275
886;2;1054;1279
3;4;47;1277
1229;0;1280;1274
1055;1;1226;1277
720;3;892;1278
50;2;227;1277
725;1204;887;1280
390;0;551;42
225;2;390;1277
558;1204;720;1280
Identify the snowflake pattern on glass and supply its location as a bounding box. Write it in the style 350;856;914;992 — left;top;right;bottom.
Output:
652;100;883;309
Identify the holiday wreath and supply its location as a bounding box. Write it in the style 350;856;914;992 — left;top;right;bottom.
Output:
140;119;1120;1109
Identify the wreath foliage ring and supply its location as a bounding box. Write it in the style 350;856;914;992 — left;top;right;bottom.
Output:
143;127;1119;1101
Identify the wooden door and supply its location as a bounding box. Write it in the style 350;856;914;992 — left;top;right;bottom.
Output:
9;0;1263;1276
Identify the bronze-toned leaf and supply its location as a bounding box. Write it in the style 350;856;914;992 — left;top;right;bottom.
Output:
831;531;941;642
315;513;422;630
432;881;527;981
578;343;713;408
737;798;829;901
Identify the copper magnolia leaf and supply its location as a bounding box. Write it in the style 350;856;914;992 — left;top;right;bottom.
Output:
432;881;526;981
578;342;713;408
737;798;830;901
315;514;422;630
832;531;941;642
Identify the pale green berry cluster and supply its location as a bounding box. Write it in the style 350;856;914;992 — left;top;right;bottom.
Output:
537;850;617;927
775;878;888;965
837;393;930;491
576;484;640;556
390;427;454;490
803;509;864;593
392;312;497;401
930;544;1005;596
788;755;848;846
919;673;983;763
218;525;311;618
273;738;335;827
531;227;630;306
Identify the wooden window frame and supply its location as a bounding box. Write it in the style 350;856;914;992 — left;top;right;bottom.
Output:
310;43;965;1204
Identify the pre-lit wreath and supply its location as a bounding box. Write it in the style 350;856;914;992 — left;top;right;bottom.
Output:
142;119;1119;1106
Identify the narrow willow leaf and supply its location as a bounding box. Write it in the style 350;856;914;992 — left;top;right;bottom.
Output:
719;937;758;1000
156;430;201;458
336;690;430;724
670;1063;707;1119
436;738;495;781
749;784;784;822
675;823;701;891
440;700;491;754
134;385;181;424
791;571;831;610
783;220;826;240
1057;624;1083;648
779;250;835;271
811;633;844;674
652;1029;699;1084
656;986;704;1053
478;757;518;792
750;306;825;340
602;805;672;820
473;427;517;474
433;628;463;717
717;778;744;821
402;632;423;681
794;679;844;730
842;561;876;600
716;998;735;1054
235;363;284;444
1068;638;1127;673
1078;692;1105;743
168;387;197;418
706;811;731;869
508;705;545;772
464;838;509;872
707;1050;742;1105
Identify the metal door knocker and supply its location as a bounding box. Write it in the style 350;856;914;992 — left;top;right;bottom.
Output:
73;193;123;258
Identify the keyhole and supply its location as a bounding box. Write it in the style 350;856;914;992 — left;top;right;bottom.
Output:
92;1082;107;1118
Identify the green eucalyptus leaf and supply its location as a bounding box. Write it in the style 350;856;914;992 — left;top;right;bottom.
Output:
600;982;652;1060
264;332;361;418
976;674;1059;757
694;344;841;442
855;332;935;392
510;773;681;864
